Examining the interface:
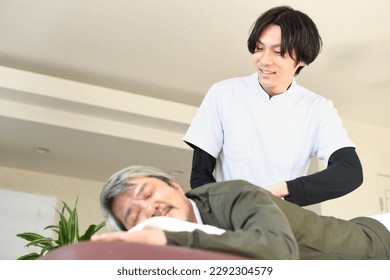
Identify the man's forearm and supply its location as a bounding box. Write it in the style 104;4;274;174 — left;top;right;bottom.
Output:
285;147;363;206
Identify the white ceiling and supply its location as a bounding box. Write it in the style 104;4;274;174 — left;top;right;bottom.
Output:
0;0;389;186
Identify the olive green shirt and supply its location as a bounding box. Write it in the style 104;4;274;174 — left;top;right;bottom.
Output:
164;180;390;259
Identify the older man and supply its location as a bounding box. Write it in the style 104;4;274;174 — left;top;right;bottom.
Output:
92;165;390;260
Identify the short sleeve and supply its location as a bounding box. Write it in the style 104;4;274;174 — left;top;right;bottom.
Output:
183;85;224;158
315;100;355;164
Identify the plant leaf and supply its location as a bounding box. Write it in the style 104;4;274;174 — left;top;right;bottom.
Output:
79;221;106;241
57;210;69;245
25;237;56;249
16;232;46;242
67;203;79;243
17;253;41;260
16;197;105;260
44;225;58;230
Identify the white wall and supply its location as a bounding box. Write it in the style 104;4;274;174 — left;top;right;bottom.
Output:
0;189;57;259
0;166;108;259
0;166;105;228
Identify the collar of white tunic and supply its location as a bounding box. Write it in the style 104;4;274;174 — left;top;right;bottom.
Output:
254;72;298;102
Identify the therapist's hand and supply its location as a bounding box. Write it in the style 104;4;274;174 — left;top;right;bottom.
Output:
91;227;167;246
267;182;289;198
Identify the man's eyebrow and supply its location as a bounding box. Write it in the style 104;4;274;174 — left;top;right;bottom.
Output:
135;182;148;198
256;40;281;48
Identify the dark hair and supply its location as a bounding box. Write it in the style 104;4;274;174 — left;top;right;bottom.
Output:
247;6;322;75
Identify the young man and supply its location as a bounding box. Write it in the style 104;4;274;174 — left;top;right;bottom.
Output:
92;165;390;260
183;6;363;206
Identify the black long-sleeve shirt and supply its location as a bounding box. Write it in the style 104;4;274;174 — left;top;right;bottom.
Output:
188;145;363;206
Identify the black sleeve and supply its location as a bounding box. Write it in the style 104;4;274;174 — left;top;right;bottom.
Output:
186;142;216;189
284;147;363;206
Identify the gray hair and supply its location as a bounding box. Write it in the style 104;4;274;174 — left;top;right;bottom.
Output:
100;165;174;231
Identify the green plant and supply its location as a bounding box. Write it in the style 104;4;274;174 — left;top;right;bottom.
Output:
16;198;106;260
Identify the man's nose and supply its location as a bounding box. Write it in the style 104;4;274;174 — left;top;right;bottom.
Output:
145;202;161;217
260;50;273;66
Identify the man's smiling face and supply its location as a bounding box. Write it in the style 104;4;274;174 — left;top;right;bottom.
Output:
112;177;195;230
253;24;305;97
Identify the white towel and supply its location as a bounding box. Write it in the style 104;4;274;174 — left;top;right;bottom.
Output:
128;216;226;235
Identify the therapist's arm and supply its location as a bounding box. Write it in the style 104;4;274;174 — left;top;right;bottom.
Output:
284;147;363;206
189;145;216;189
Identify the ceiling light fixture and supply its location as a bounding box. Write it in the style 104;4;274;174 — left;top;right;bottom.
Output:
34;147;51;154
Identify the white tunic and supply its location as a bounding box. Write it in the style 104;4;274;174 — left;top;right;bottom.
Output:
183;73;355;187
